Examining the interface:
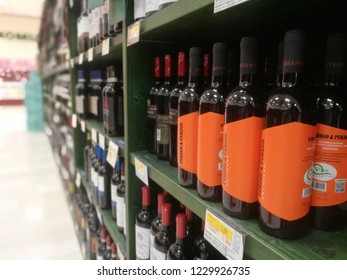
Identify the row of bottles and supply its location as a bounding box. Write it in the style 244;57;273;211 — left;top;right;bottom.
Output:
134;0;179;21
75;66;124;137
84;132;126;236
147;30;347;239
135;185;225;260
77;0;123;54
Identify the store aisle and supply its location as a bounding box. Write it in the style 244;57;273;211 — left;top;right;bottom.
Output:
0;106;82;260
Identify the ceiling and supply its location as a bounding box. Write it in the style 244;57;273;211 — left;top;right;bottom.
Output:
0;0;45;19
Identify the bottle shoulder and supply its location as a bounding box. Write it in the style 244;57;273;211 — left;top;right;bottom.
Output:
158;85;172;97
226;85;266;107
149;86;159;96
170;84;185;97
200;87;225;104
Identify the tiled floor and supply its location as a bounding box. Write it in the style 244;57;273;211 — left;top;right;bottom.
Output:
0;105;82;259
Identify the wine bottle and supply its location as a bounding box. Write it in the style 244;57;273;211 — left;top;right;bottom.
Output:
84;132;92;181
158;0;177;10
227;49;239;90
103;235;112;260
261;44;277;94
150;192;165;259
97;227;107;260
156;55;173;160
167;214;188;260
98;148;111;209
203;54;211;87
177;47;204;188
111;243;118;260
169;52;187;167
153;203;174;259
88;208;99;260
310;33;347;231
145;0;159;17
135;185;153;260
116;160;126;233
192;220;210;259
91;144;101;203
102;0;110;39
197;43;228;201
258;30;317;239
275;41;284;88
111;156;122;220
222;37;265;219
148;57;161;154
75;70;89;119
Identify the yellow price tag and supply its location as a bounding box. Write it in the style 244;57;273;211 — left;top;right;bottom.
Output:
134;157;148;185
102;38;110;56
127;20;141;46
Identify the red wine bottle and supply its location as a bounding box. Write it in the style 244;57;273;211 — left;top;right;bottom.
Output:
97;227;107;260
153;203;174;259
156;55;173;160
150;192;165;259
135;185;153;260
177;47;204;188
103;235;112;260
92;144;101;204
197;43;228;201
111;156;122;220
84;132;92;181
169;52;187;167
167;214;188;260
203;54;211;87
111;243;118;260
98;148;111;209
192;220;210;260
258;30;317;239
148;57;161;154
116;160;126;232
75;70;89;119
310;33;347;231
222;37;265;219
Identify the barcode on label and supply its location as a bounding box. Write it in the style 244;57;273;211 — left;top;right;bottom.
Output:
335;179;346;193
302;187;311;198
312;181;327;192
218;163;223;171
231;234;241;255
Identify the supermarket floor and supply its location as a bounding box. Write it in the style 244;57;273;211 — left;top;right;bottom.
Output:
0;105;82;260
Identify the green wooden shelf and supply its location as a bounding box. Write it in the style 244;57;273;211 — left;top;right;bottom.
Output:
78;168;127;258
130;150;347;260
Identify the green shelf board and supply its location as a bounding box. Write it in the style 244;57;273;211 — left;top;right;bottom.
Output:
73;35;123;65
130;151;347;260
77;117;125;151
78;168;126;257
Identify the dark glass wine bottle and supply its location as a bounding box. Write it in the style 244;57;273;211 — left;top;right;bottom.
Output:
169;52;187;167
148;57;161;154
197;43;228;201
222;37;265;219
227;49;239;90
192;220;210;260
97;227;107;260
88;208;99;260
153;203;174;260
310;33;347;231
98;148;111;209
84;132;92;181
116;160;126;233
150;192;165;259
203;54;211;87
75;70;89;119
91;144;101;203
167;214;188;260
156;55;173;160
111;243;118;260
258;30;317;239
177;47;204;188
111;156;122;220
103;235;112;260
93;70;104;122
135;185;153;260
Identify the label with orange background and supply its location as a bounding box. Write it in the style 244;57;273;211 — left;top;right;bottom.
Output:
222;116;265;203
177;111;199;174
197;112;224;187
311;123;347;206
258;122;316;221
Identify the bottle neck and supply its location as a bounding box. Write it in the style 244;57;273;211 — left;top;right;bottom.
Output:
188;75;202;87
175;237;184;245
211;74;226;87
154;77;161;86
177;75;186;85
239;73;258;87
282;72;305;87
162;224;171;231
324;72;346;87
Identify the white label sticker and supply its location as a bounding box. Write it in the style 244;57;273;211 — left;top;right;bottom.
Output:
134;157;149;185
98;176;105;192
75;95;84;114
111;183;117;203
204;210;245;260
134;0;145;19
102;38;110;56
214;0;248;13
72;114;77;128
135;225;150;259
88;48;93;62
116;195;125;228
99;134;105;150
70;58;74;69
75;172;81;188
81;120;86;132
151;246;166;260
107;141;119;168
145;0;159;13
149;233;155;260
91;128;98;143
79;53;84;65
127;20;141;47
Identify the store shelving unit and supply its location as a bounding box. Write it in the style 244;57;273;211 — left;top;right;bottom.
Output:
40;0;347;260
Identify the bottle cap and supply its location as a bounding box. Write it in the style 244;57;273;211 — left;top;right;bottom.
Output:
111;243;117;254
164;55;172;77
142;185;151;206
283;29;306;74
212;43;227;76
326;33;347;73
178;52;186;77
106;235;111;246
240;37;259;74
176;214;187;239
154;57;161;78
101;227;106;239
161;203;172;226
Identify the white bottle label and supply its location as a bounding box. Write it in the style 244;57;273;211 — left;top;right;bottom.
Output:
111;183;117;204
149;233;155;259
90;96;99;116
98;175;105;192
151;246;166;260
75;95;84;114
158;0;177;5
91;168;95;187
145;0;159;13
135;225;150;259
116;195;125;228
96;254;103;260
134;0;146;19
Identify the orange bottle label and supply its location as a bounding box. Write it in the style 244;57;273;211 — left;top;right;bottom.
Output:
258;122;316;221
311;124;347;206
222;117;265;203
197;112;224;187
177;112;199;174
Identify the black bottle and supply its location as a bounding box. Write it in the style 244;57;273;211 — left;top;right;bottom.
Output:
97;227;107;260
75;70;89;119
111;156;122;220
116;160;126;233
84;132;92;181
98;148;111;209
167;214;188;260
150;192;165;259
258;30;317;239
103;235;112;260
91;144;101;203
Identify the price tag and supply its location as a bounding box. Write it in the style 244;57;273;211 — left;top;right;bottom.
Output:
88;48;93;62
134;157;149;185
70;58;74;69
72;114;77;128
127;20;141;46
79;53;84;64
204;210;245;260
214;0;248;13
106;141;119;168
102;38;110;56
80;120;86;132
117;244;125;260
98;133;105;150
91;128;98;143
75;172;81;188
